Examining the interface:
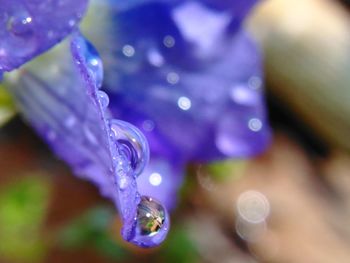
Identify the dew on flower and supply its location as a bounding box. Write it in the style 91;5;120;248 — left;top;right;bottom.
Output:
177;96;191;111
122;44;135;57
248;118;263;132
137;196;165;236
163;35;175;48
142;120;155;132
248;76;262;90
7;12;33;36
97;90;109;109
110;119;149;177
131;196;169;247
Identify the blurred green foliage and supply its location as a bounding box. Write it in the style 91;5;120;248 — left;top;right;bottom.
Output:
160;225;199;263
58;206;129;260
207;160;246;182
0;176;50;262
58;206;200;262
0;83;16;126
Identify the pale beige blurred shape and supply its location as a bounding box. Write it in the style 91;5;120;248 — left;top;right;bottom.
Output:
200;135;350;263
246;0;350;151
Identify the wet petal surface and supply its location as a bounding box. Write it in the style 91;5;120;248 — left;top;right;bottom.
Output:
0;0;87;71
83;0;271;162
4;33;169;248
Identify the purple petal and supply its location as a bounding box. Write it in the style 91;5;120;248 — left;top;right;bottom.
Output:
5;33;169;248
137;155;185;211
85;1;271;162
0;0;87;71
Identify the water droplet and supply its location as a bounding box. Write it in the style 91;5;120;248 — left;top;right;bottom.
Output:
75;36;104;88
8;12;33;37
142;120;155;132
118;174;129;190
163;35;175;48
130;196;170;247
97;90;109;109
177;96;191;111
136;196;165;236
6;11;37;57
110;120;149;177
248;118;262;132
85;41;103;88
166;72;180;85
248;76;262;90
122;44;135;57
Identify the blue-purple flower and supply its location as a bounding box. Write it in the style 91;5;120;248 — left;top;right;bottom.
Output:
0;0;270;248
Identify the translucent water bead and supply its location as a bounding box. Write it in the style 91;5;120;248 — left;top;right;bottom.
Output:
110;120;150;177
131;196;170;247
7;11;34;37
73;34;104;88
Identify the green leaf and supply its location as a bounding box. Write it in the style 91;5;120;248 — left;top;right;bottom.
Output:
160;225;199;263
0;82;16;126
58;206;129;260
206;160;247;182
0;176;50;262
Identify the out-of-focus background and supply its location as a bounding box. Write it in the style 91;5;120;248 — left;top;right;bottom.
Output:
1;0;350;262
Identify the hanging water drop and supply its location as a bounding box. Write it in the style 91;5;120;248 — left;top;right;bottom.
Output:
85;40;103;88
110;119;149;177
74;35;104;88
130;196;169;247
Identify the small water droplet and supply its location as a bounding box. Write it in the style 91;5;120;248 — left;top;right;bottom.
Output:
163;35;175;48
118;175;129;190
97;90;109;109
248;118;262;132
86;42;103;88
122;44;135;57
7;12;33;37
6;10;37;57
166;72;179;85
110;120;149;177
248;76;262;90
142;120;155;132
177;96;191;111
75;36;104;88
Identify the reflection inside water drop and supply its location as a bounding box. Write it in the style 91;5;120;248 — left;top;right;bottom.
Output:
110;120;150;177
136;196;165;237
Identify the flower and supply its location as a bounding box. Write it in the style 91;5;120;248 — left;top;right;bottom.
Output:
0;0;270;248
